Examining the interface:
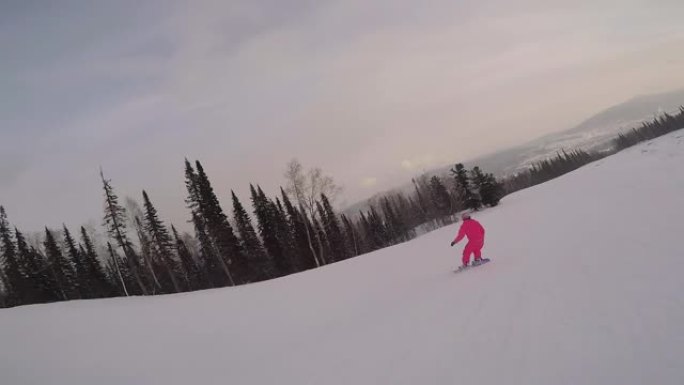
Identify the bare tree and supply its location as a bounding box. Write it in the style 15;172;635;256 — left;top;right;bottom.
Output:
285;159;342;220
284;159;342;267
284;159;307;208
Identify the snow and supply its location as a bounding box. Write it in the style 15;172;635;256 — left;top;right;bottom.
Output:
2;132;684;385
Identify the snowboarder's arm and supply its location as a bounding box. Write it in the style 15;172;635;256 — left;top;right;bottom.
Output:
453;225;466;244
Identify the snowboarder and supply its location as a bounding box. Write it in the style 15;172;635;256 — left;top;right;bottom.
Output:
451;213;486;268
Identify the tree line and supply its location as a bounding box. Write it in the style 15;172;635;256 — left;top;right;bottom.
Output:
0;159;504;308
613;107;684;151
501;149;606;194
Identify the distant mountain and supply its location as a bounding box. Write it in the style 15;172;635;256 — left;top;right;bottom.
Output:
459;88;684;177
342;88;684;216
567;88;684;134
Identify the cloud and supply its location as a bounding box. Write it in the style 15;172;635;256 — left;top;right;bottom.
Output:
361;177;378;187
400;154;441;172
400;160;414;171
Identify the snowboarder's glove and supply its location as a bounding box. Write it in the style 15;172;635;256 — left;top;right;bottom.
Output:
450;241;455;247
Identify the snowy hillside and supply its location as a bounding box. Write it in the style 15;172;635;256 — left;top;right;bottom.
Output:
1;132;684;385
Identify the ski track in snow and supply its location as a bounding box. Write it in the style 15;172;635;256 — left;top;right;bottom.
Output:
1;132;684;384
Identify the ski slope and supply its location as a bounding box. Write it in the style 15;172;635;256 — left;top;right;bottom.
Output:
1;132;684;385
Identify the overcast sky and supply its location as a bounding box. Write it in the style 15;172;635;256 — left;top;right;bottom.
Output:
2;0;684;232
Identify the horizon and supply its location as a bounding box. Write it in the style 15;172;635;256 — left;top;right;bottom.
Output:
2;0;684;232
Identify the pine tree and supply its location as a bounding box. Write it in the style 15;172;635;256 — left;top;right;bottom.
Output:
468;167;484;206
134;216;163;293
411;179;430;222
191;212;218;287
43;228;73;300
382;196;410;244
0;206;22;305
429;176;453;221
384;198;400;243
79;227;114;298
369;206;390;248
406;196;426;229
451;163;480;211
281;188;317;271
232;191;269;282
142;191;181;293
184;159;202;215
275;198;287;219
251;185;288;277
471;168;503;207
62;226;88;298
393;194;417;239
193;161;242;286
184;160;217;287
258;187;295;274
79;227;114;297
271;197;299;273
13;229;35;304
16;229;58;304
320;194;348;262
358;211;377;252
340;214;359;257
171;225;204;291
101;170;149;295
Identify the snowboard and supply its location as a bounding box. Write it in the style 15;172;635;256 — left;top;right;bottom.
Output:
454;258;491;273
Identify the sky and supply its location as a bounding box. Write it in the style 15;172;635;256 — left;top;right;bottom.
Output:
2;0;684;232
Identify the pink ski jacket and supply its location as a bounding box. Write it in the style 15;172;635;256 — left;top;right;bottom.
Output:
453;218;485;244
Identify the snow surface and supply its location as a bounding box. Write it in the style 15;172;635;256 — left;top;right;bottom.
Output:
2;132;684;385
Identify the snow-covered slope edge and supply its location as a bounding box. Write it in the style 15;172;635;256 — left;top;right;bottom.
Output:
1;131;684;385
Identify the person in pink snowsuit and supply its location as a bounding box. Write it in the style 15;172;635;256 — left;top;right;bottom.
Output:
451;213;486;267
